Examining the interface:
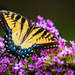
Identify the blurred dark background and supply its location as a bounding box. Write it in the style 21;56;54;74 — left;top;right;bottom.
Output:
0;0;75;46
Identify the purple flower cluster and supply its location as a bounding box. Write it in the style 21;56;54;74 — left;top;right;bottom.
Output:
30;15;59;38
0;15;75;75
0;37;4;46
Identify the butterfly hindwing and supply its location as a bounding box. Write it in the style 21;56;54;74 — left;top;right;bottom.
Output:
20;26;58;49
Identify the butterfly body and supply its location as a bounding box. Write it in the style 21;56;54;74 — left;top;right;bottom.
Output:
0;10;58;63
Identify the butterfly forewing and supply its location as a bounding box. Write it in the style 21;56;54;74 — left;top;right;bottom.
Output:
0;10;31;45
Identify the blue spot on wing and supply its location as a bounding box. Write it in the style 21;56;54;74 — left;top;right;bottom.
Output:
33;44;37;48
27;49;31;54
8;41;12;45
8;45;13;49
11;47;16;52
5;37;11;42
31;47;33;50
6;29;11;34
8;34;11;37
17;50;21;55
24;50;27;56
20;51;23;57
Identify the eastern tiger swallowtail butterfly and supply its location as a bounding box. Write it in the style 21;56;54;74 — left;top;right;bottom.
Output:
0;10;58;63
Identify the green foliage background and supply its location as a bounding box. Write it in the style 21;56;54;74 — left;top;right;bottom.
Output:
0;0;75;46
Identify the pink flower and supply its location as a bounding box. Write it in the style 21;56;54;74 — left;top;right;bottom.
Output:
52;66;57;71
45;71;51;75
36;57;44;69
40;50;47;56
1;48;6;52
73;58;75;64
0;66;6;73
37;15;44;21
0;42;4;48
57;67;62;72
53;56;59;62
31;54;38;61
14;62;23;70
58;37;67;48
36;22;40;27
18;69;25;75
57;46;72;57
30;20;35;25
35;70;43;75
63;73;68;75
12;66;18;73
70;41;75;47
0;37;4;42
49;62;55;65
58;60;64;65
23;59;28;64
0;56;10;64
47;19;54;27
28;65;35;71
68;70;74;75
40;20;47;28
44;56;50;61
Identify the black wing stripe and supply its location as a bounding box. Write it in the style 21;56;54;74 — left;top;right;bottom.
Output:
4;11;9;15
15;15;21;21
20;17;25;31
33;28;44;37
11;13;15;19
21;17;25;24
45;34;51;38
27;28;44;42
51;36;56;41
36;30;50;41
42;30;48;37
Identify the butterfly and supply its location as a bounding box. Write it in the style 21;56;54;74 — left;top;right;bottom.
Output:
0;10;58;63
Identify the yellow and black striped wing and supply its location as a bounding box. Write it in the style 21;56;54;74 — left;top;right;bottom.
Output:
0;10;31;45
20;26;58;49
